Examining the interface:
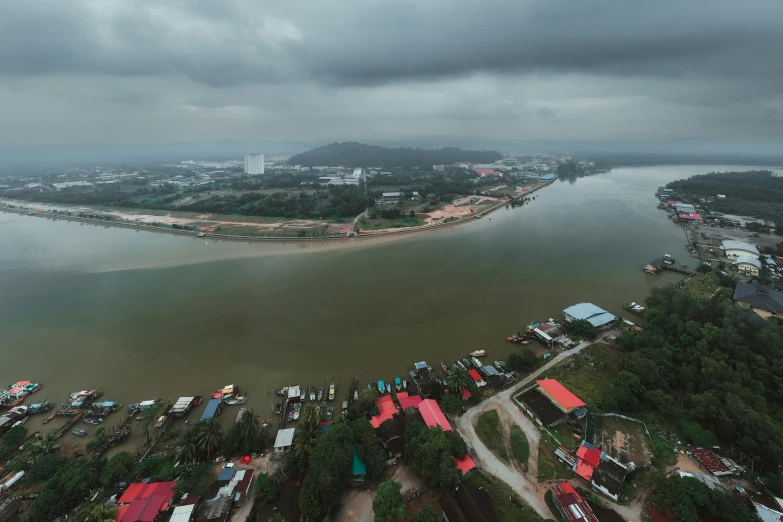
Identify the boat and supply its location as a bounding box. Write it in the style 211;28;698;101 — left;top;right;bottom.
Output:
274;400;282;415
341;401;348;416
469;350;488;357
1;388;30;409
385;383;392;394
14;417;28;426
224;396;247;406
403;380;407;390
367;384;372;392
326;406;334;420
214;384;240;402
10;381;42;394
236;407;247;423
287;408;294;421
155;415;167;428
72;428;88;437
328;384;335;401
395;377;402;391
354;390;359;402
309;387;316;401
84;417;103;425
43;414;55;424
441;362;450;375
300;389;306;402
318;387;325;401
274;387;288;397
293;403;301;420
9;406;28;416
197;232;206;237
68;389;101;407
377;380;385;394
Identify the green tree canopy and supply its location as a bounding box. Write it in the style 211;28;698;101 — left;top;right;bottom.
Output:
373;480;406;522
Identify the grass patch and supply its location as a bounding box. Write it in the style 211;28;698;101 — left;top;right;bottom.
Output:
358;215;424;230
475;410;508;462
537;425;575;483
538;343;620;409
465;471;543;522
510;426;529;469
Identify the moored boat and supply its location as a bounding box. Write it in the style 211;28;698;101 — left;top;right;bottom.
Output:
293;403;301;420
309;387;316;401
9;406;28;416
72;428;88;437
318;387;324;401
469;350;487;357
377;380;385;394
366;384;372;392
403;380;407;390
385;383;391;394
341;401;348;416
326;406;334;420
287;408;294;421
214;384;240;402
84;417;103;425
236;407;247;423
274;387;288;397
328;384;335;401
441;362;450;375
394;377;402;391
43;414;55;424
155;415;167;428
10;381;42;395
224;396;247;406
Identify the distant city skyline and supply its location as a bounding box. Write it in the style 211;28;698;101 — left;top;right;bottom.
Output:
0;1;782;147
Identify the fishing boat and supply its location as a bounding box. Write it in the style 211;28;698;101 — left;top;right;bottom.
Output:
43;414;55;424
274;387;288;397
236;407;247;423
366;384;372;392
328;384;335;401
224;396;247;406
309;387;316;401
354;390;359;402
68;389;101;407
469;350;488;357
293;403;301;420
72;428;88;437
377;380;385;394
385;382;392;394
1;388;29;409
128;399;160;417
214;384;240;402
9;406;28;416
326;406;334;420
84;417;103;425
441;362;450;375
155;415;167;428
287;408;294;422
395;377;402;391
300;388;306;402
341;401;348;416
318;387;325;401
403;380;407;390
10;381;42;395
274;400;282;415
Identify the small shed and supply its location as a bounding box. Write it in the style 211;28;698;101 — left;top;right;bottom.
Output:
274;428;296;453
199;398;222;422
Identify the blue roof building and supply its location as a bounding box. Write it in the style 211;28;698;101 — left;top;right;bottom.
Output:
541;173;555;180
200;398;222;422
563;303;617;328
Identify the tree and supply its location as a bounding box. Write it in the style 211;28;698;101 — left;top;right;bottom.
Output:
178;426;200;463
196;418;223;458
411;504;440;522
567;319;598;340
373;481;406;522
99;452;133;487
445;431;467;458
405;424;460;489
29;430;60;463
255;473;281;506
507;349;537;372
84;503;118;522
696;263;713;274
294;418;319;465
439;393;463;414
238;409;260;440
447;366;470;394
87;426;108;453
299;423;354;520
300;404;320;432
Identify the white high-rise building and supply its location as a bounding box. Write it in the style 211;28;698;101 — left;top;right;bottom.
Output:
244;154;264;175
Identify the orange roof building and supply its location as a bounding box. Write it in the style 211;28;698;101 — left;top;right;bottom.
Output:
536;379;585;412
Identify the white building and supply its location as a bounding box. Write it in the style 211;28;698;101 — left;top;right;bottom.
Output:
274;428;296;453
244;154;264;175
736;256;762;276
722;240;759;260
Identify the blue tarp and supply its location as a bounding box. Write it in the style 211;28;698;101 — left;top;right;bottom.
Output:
352;445;367;476
200;398;221;422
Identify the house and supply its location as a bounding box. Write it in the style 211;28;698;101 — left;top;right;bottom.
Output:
537;379;586;413
518;379;586;428
689;446;734;476
169;504;196;522
550;482;599;522
734;283;783;318
114;481;176;522
370;395;399;428
722;240;760;260
571;441;630;501
418;399;452;431
563;303;616;329
735;256;762;276
274;428;295;453
474;168;502;178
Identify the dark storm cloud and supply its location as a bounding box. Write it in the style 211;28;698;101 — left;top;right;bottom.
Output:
1;0;781;88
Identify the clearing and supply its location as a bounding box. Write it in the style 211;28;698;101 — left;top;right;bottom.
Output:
466;471;543;522
588;414;654;467
475;409;508;462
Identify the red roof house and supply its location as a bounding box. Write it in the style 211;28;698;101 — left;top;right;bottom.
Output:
536;379;586;412
474;168;501;177
418;399;452;431
461;389;472;400
116;481;176;522
574;442;602;481
455;455;477;474
397;392;423;410
551;482;599;522
370;395;399;428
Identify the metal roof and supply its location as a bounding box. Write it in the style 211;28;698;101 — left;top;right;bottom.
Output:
722;240;759;255
734;283;783;313
169;504;195;522
287;386;300;399
563;302;616;327
199;399;221;422
736;256;762;269
274;428;295;448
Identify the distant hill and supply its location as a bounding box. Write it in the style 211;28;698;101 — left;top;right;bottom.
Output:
288;142;503;168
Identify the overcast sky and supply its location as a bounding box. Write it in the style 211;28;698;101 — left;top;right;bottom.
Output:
1;0;782;147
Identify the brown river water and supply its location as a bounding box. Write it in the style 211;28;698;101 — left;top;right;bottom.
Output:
0;165;770;447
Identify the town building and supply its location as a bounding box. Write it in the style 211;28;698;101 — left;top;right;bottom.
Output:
518;379;586;428
274;428;296;453
244;154;264;175
563;303;617;329
474;168;502;177
734;283;783;318
722;240;760;260
571;440;631;501
735;255;761;276
381;191;419;202
645;259;664;274
689;446;741;477
114;480;176;522
550;482;599;522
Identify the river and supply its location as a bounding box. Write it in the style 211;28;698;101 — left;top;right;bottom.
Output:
0;165;764;444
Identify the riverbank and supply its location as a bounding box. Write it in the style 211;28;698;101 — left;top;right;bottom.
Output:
0;178;554;242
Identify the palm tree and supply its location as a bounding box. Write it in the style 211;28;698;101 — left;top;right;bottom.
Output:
268;514;286;522
178;426;200;463
28;430;59;462
84;503;117;522
300;404;320;432
448;366;470;394
293;423;317;461
238;409;260;440
196;418;223;458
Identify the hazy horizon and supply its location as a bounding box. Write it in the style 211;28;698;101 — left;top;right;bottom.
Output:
1;1;783;150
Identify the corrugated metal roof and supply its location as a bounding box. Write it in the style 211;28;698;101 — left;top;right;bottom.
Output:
722;240;759;254
563;302;616;327
274;428;295;448
736;256;762;269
